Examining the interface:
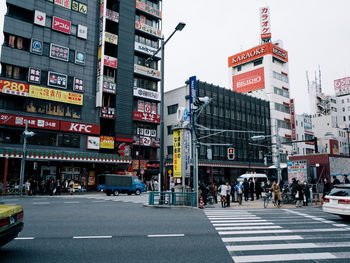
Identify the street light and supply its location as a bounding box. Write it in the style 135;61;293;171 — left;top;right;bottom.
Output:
146;22;186;193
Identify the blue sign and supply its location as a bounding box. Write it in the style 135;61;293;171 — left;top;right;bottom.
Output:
184;108;188;121
189;76;196;125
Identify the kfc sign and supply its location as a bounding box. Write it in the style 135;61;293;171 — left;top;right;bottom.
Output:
60;121;100;135
259;7;271;40
233;67;265;93
52;16;71;34
334;76;350;96
133;111;160;124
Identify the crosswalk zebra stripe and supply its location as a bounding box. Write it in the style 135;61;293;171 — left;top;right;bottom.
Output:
216;225;282;230
222;235;304;242
213;222;274;226
208;217;260;220
218;228;343;235
210;220;267;223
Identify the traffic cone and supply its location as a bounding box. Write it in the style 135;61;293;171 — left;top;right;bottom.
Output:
199;196;204;209
165;194;169;205
315;198;318;206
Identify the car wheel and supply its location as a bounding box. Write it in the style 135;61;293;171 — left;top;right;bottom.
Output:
113;190;119;196
135;189;141;195
340;215;350;220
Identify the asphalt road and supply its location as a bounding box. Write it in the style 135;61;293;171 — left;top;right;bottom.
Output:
0;195;232;263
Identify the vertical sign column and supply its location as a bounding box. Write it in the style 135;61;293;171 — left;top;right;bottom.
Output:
96;0;107;107
173;129;181;178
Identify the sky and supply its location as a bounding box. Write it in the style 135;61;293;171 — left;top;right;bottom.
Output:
1;1;350;114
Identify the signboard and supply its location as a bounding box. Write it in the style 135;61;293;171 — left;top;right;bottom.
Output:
133;136;159;147
133;111;160;124
100;136;114;149
135;21;161;38
144;102;151;113
290;99;296;140
106;9;119;22
105;32;118;45
334;77;350;96
137;100;145;112
96;0;106;107
60;121;100;135
136;0;162;18
132;160;147;170
30;39;43;55
54;0;71;9
0;113;59;130
29;85;83;105
330;139;340;155
228;43;288;68
48;71;67;89
134;42;161;58
101;107;115;119
75;52;85;65
173;129;181;178
288;160;308;183
72;1;88;15
34;10;46;26
87;136;100;150
28;68;41;84
233;67;265;93
77;25;87;39
133;87;160;101
134;64;161;79
189;76;197;115
73;78;83;92
104;55;117;68
259;7;271;40
0;79;29;97
50;43;69;62
117;143;131;157
103;80;116;94
52;16;71;34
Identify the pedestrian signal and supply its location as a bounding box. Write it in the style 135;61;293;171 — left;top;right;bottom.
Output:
227;148;235;160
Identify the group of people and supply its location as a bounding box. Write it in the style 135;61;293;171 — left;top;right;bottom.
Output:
22;178;84;196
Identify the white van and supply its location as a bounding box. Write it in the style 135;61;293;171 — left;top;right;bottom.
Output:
237;173;267;183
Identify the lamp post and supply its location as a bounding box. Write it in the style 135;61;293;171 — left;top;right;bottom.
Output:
146;22;186;193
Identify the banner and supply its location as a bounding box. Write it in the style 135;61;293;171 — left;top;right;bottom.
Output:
136;0;161;18
87;136;100;150
135;21;161;38
133;111;160;123
100;136;114;149
106;9;119;22
0;113;59;130
104;55;117;68
133;87;160;101
334;76;350;96
105;32;118;45
29;85;83;105
134;64;161;79
290;99;296;141
173;129;181;177
233;67;265;93
60;121;100;135
0;79;29;97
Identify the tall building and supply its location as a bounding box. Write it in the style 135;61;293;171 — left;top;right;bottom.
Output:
0;0;162;190
228;40;292;164
164;80;272;186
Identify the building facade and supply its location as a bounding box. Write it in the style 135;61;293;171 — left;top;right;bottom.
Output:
0;0;162;191
164;80;272;186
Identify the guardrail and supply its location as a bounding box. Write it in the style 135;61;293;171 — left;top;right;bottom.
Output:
148;191;196;207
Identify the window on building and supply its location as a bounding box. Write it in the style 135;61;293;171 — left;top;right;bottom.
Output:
275;103;290;113
342;99;345;103
343;107;346;112
273;71;289;83
348;116;350;121
253;59;263;66
277;119;291;130
237;66;241;72
344;116;347;121
167;125;173;135
296;120;298;126
274;87;289;98
167;146;173;156
167;104;178;115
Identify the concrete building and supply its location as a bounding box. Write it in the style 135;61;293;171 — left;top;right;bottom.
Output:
292;113;315;155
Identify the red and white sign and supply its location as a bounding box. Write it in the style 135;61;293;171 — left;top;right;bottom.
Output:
151;103;157;114
233;67;265;93
137;100;145;112
34;10;46;27
334;77;350;96
101;107;115;119
106;9;119;22
52;16;71;34
104;55;117;68
0;79;29;97
118;143;131;157
260;7;271;40
0;113;59;130
133;111;160;124
144;102;151;113
60;121;100;135
290;99;296;141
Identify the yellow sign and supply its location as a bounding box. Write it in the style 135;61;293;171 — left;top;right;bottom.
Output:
173;129;181;178
100;136;114;149
79;3;88;14
29;85;83;105
105;32;118;45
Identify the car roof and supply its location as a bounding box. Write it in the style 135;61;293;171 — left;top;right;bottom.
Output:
239;174;267;178
334;184;350;188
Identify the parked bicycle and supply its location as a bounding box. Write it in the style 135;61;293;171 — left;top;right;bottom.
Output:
262;191;277;208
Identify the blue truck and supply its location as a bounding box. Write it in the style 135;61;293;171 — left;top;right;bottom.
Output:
97;174;146;196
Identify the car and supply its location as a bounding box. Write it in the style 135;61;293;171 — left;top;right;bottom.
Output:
237;173;268;183
323;184;350;219
0;204;24;247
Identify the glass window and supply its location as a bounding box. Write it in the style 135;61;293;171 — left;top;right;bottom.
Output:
167;104;178;115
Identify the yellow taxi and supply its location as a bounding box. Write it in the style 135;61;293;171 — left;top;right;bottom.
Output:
0;204;24;247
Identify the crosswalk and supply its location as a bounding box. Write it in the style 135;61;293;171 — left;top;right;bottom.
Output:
82;193;149;205
204;208;350;262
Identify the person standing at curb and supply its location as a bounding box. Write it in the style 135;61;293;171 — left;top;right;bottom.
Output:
295;180;304;208
218;182;227;208
249;178;255;201
243;178;249;201
234;181;244;205
302;181;310;206
268;180;282;208
226;182;231;207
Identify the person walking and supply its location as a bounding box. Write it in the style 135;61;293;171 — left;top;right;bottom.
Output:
268;180;282;208
69;180;74;195
249;178;255;201
234;181;244;205
323;177;331;198
226;182;231;207
213;184;218;204
219;182;227;208
332;176;340;186
25;179;31;196
49;178;55;196
302;181;310;206
255;179;262;200
295;180;304;208
344;174;350;184
56;179;61;195
243;178;249;201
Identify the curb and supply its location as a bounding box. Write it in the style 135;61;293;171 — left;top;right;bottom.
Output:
143;204;199;209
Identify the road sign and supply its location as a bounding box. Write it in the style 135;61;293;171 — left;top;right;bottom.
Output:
168;169;172;175
183;108;188;121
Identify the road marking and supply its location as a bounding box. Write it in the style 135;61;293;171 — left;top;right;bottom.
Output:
232;252;336;262
333;223;349;227
216;225;281;231
64;201;80;204
73;236;112;239
219;228;343;235
92;200;106;203
2;199;19;201
208;217;260;220
222;235;303;243
33;202;50;205
147;234;185;238
211;220;267;223
15;237;35;240
213;222;274;226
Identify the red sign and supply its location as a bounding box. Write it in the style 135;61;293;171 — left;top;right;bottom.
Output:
104;55;117;68
334;76;350;96
260;7;271;40
0;113;59;130
290;99;296;141
52;16;71;34
133;111;160;124
0;79;29;97
330;139;340;155
60;121;100;135
233;67;265;93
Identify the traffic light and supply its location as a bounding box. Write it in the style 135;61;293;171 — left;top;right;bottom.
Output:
227;147;235;160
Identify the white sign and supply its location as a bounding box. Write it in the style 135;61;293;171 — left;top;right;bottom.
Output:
77;24;88;39
34;10;46;27
134;64;161;80
259;7;271;40
135;42;161;59
87;136;100;150
133;87;160;101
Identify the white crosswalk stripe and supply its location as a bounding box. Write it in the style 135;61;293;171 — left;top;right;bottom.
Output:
59;193;149;205
205;209;350;262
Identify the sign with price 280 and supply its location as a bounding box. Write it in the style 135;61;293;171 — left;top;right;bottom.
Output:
0;79;29;97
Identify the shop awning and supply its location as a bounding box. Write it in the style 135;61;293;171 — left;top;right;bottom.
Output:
0;149;131;164
165;161;268;169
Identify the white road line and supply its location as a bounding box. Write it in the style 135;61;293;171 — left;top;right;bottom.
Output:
216;225;281;231
222;235;303;243
232;252;336;263
211;220;267;223
227;241;350;251
15;237;35;240
64;201;80;204
219;228;343;235
3;199;19;201
213;222;274;226
33;202;50;205
147;234;185;238
333;223;349;227
73;236;112;239
208;217;260;220
92;200;106;203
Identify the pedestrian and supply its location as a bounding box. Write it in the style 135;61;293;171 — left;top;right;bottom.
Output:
243;178;249;201
344;174;350;184
56;179;61;195
295;180;304;208
302;181;310;206
69;180;74;195
332;176;340;186
213;184;218;204
218;182;227;208
264;179;272;193
291;178;297;198
226;182;231;207
323;177;331;198
268;180;282;208
231;181;236;202
255;179;261;200
49;178;55;196
234;181;244;205
25;179;31;196
249;178;255;201
64;179;68;194
32;179;38;196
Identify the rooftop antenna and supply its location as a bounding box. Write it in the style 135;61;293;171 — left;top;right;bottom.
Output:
318;65;322;93
306;71;310;93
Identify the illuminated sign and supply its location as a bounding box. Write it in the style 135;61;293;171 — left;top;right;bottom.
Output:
135;42;161;58
60;121;100;135
133;111;160;124
133;87;160;101
106;9;119;22
54;0;71;9
87;136;100;150
101;107;115;119
48;71;68;89
28;68;41;84
104;55;117;68
77;24;87;39
75;51;85;65
30;39;43;55
50;43;69;62
100;136;114;149
0;79;29;97
173;129;181;177
29;85;83;105
105;32;118;45
0;112;59;130
34;10;46;26
135;21;161;38
73;78;84;92
136;1;161;18
259;7;271;40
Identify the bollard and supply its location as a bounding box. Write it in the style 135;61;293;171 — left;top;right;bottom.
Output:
199;196;204;209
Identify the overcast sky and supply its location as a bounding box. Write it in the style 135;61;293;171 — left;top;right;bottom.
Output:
1;1;350;114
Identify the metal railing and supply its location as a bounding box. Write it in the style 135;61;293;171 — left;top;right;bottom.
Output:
148;191;196;207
